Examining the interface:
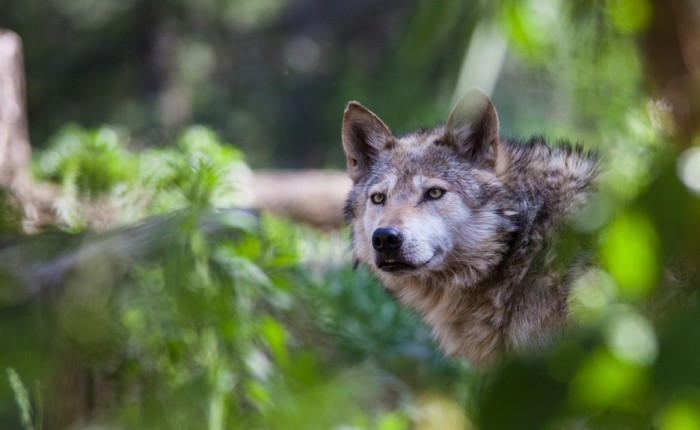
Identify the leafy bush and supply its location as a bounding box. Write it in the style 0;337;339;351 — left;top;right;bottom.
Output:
35;125;137;198
6;125;452;429
33;124;249;229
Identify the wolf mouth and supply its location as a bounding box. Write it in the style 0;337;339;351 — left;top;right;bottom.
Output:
376;248;444;274
377;261;417;273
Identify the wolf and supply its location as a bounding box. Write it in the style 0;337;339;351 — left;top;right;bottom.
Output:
341;88;598;367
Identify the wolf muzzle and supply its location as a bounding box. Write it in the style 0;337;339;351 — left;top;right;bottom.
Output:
372;227;415;272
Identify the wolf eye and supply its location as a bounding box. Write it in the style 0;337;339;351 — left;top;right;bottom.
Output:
426;187;445;200
370;193;385;204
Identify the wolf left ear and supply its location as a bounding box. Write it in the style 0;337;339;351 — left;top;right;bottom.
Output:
342;101;393;183
445;88;500;168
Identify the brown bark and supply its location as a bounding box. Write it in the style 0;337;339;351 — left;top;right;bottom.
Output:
250;169;351;229
640;0;700;145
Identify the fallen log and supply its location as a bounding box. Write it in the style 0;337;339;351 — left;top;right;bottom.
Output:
248;169;351;229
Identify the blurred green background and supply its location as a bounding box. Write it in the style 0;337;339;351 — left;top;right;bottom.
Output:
2;0;700;428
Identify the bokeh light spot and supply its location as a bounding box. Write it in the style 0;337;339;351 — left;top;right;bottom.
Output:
606;308;657;366
600;211;659;300
606;0;653;34
571;348;647;411
569;268;617;324
677;147;700;196
660;400;700;430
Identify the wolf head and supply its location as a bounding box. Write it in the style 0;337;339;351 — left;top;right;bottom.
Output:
342;89;517;288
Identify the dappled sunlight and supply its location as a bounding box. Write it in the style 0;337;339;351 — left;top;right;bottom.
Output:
660;399;700;430
284;36;322;74
606;0;653;34
678;147;700;195
569;268;617;324
412;393;471;430
571;348;649;411
605;307;657;366
600;211;660;300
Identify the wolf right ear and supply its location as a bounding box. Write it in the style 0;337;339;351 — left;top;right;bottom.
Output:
446;88;500;168
342;101;393;183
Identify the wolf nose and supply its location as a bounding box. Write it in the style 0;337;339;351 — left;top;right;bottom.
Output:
372;227;403;251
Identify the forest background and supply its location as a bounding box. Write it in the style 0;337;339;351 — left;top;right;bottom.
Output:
2;0;700;428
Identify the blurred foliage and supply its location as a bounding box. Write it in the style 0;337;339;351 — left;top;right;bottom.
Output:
6;369;36;430
35;125;138;198
32;124;247;229
2;126;462;429
1;0;700;429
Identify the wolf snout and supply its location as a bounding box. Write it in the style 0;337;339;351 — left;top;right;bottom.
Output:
372;227;415;273
372;227;403;252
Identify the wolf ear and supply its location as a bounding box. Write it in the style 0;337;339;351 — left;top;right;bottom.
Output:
342;101;393;183
445;88;500;168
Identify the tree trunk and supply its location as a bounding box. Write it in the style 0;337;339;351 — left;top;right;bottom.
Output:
641;0;700;146
0;30;31;190
0;30;58;232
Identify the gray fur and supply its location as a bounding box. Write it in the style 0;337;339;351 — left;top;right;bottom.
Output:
341;89;598;367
